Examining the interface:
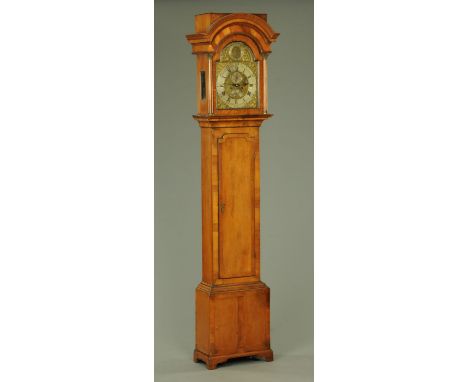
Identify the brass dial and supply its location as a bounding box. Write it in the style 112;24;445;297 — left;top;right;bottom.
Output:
216;63;256;109
216;42;258;109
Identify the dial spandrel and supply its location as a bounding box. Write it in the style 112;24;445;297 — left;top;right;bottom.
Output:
215;42;258;110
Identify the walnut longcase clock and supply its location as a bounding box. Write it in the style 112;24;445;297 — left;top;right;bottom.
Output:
186;13;279;370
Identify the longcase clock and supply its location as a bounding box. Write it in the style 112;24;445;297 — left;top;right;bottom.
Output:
186;13;279;370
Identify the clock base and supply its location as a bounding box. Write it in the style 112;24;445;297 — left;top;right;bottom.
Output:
194;281;272;370
193;348;273;370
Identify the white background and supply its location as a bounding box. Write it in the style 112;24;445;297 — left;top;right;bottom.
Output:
0;1;153;381
1;1;468;381
316;1;468;381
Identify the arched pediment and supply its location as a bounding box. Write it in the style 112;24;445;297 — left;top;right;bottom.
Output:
187;13;279;54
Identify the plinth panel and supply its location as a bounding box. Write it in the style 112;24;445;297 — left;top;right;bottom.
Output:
214;295;239;354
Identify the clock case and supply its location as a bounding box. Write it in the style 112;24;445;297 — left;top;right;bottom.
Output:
187;13;279;370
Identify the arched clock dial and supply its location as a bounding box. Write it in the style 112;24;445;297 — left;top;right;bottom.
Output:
215;42;258;109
